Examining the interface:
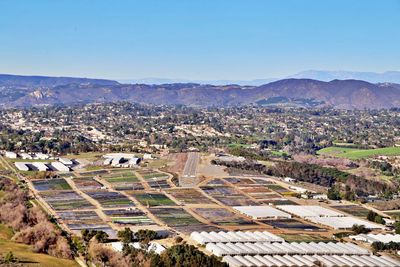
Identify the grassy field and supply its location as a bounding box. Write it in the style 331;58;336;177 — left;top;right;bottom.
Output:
0;224;78;267
317;146;400;159
64;152;104;161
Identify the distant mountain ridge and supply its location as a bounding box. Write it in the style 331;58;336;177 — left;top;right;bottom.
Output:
0;74;399;109
288;70;400;83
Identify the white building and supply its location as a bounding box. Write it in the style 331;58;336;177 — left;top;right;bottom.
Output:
51;162;70;172
109;241;165;255
233;206;292;220
20;153;33;159
35;153;49;160
32;162;49;171
143;153;153;160
129;157;141;166
59;157;73;165
5;151;17;159
15;162;29;171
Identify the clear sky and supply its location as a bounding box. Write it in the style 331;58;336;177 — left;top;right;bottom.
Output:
0;0;399;80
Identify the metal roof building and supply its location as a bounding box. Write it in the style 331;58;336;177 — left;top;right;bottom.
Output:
222;254;400;267
205;241;369;257
191;231;284;245
233;206;292;220
308;216;384;230
51;162;70;172
276;205;345;218
15;162;29;171
32;162;49;171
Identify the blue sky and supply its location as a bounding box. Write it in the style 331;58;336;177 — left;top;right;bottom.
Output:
0;0;399;80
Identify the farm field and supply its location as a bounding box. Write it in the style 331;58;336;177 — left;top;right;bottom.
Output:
192;207;257;226
148;207;202;227
85;191;134;208
40;191;95;210
166;188;215;204
137;169;169;180
200;185;257;206
278;233;334;242
330;205;371;218
32;178;71;191
130;192;176;206
146;179;171;189
261;219;323;231
72;177;103;190
317;146;400;159
103;209;154;225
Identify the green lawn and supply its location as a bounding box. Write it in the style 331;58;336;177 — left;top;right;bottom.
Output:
317;146;400;160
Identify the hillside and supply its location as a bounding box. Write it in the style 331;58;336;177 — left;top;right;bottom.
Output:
0;74;399;109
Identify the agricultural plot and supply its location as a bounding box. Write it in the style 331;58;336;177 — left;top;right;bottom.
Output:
73;177;103;191
32;178;71;191
146;179;171;189
100;171;142;190
57;210;101;223
224;177;256;185
265;184;292;194
261;219;324;231
192;207;256;226
85;190;135;208
137;170;169;180
67;223;116;238
260;199;298;205
251;178;272;185
331;205;370;218
166;188;215;204
78;170;108;176
200;186;257;206
149;207;202;227
130;192;176;206
103;209;154;225
40;191;95;210
204;179;226;186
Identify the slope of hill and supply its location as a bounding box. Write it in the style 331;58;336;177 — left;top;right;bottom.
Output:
0;74;399;109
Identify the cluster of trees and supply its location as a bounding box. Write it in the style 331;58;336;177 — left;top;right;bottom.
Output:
368;160;399;177
366;211;385;224
371;241;400;252
0;177;72;259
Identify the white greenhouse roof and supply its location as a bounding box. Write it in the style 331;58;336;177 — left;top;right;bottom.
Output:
190;230;284;245
309;216;385;230
233;206;292;219
276;205;345;218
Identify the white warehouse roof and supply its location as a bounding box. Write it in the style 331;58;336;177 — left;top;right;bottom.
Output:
308;216;385;230
233;206;292;219
32;162;49;171
276;205;345;218
15;162;29;171
206;241;370;257
222;254;400;267
51;162;70;172
190;231;284;245
59;157;73;165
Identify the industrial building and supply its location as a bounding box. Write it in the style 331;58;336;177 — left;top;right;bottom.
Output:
190;231;284;245
222;254;400;267
205;241;370;257
59;157;73;165
15;162;29;171
51;162;70;172
308;216;384;230
276;205;345;218
32;162;49;171
20;153;33;159
350;233;400;243
233;206;292;220
5;151;17;158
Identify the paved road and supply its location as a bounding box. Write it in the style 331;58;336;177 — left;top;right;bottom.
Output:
179;152;199;187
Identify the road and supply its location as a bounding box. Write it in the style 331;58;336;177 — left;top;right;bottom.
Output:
179;152;199;187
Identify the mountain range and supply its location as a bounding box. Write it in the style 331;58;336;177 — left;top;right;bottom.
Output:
0;74;399;109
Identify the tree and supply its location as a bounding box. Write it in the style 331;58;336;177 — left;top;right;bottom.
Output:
135;229;158;243
4;251;15;263
118;228;134;244
327;186;341;200
394;221;400;234
351;224;370;234
95;231;109;243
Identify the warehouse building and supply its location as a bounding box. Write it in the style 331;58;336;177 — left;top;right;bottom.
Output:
51;162;70;172
233;206;292;220
190;231;284;245
223;254;400;267
15;162;29;171
59;157;73;166
276;205;345;218
350;233;400;243
32;162;49;171
20;153;33;159
308;216;384;230
5;151;17;158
